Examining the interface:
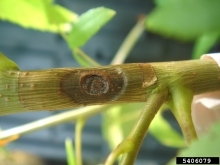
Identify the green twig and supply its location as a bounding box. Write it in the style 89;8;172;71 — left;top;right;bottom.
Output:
104;87;168;165
119;87;168;165
110;17;145;65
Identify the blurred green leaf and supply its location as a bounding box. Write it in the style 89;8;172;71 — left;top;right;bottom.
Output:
149;112;186;148
0;0;77;32
146;0;220;41
67;7;115;48
65;138;76;165
73;48;100;67
154;0;171;6
192;31;220;59
0;53;19;71
45;4;77;25
167;121;220;165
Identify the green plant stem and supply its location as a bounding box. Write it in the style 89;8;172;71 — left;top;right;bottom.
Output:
75;119;85;165
110;17;145;65
115;87;168;165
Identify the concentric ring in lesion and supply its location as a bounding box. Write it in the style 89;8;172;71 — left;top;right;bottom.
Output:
81;74;109;95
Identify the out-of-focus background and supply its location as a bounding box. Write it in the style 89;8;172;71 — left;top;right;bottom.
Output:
0;0;219;165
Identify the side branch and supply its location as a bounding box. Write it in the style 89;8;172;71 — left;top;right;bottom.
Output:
119;87;168;165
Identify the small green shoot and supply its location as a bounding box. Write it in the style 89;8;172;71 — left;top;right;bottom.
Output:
169;85;197;144
75;119;86;165
65;138;76;165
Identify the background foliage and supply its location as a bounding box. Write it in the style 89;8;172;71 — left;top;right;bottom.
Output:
146;0;220;59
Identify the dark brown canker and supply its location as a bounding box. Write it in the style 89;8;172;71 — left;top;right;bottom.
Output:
60;68;125;105
81;74;109;95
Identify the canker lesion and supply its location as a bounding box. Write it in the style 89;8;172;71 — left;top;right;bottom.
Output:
80;74;109;95
60;67;125;104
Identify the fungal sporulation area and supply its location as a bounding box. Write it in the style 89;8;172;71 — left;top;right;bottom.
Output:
81;74;109;95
